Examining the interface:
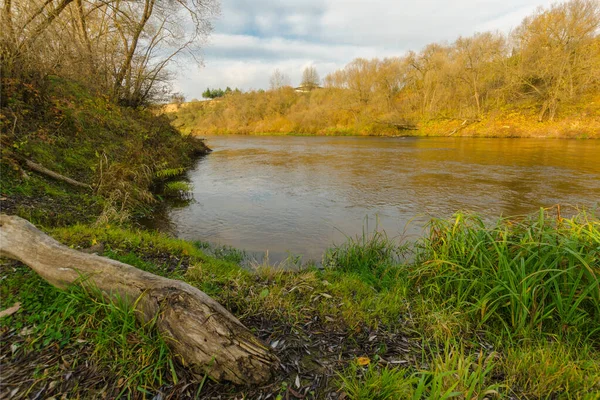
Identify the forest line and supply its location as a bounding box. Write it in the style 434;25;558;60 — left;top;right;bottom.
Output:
171;0;600;138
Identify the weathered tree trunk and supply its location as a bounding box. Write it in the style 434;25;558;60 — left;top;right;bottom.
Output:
0;214;277;385
24;159;91;189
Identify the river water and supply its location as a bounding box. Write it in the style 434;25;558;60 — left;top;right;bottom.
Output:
145;136;600;263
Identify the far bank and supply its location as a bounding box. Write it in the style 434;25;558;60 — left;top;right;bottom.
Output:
163;93;600;139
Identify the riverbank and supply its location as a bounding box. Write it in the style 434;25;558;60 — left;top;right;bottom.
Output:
1;76;210;227
1;78;599;398
165;92;600;139
2;209;599;398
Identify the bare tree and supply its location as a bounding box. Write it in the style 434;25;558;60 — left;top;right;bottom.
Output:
512;0;600;121
1;0;220;107
269;68;291;90
301;66;320;89
107;0;219;106
453;32;507;116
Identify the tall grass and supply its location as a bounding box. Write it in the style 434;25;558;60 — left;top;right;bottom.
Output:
323;226;407;290
413;209;600;338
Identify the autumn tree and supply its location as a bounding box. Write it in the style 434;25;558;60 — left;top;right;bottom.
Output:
1;0;220;107
269;69;291;90
170;0;600;135
301;66;320;89
512;0;600;121
453;32;507;116
404;44;454;118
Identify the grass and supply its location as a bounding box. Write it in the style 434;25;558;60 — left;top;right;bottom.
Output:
412;209;600;340
338;343;501;400
1;75;209;227
0;263;174;398
2;209;600;398
503;342;600;397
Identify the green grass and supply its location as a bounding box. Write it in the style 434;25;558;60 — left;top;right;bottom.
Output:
1;76;209;226
2;209;600;398
0;263;174;397
323;228;408;291
338;364;416;399
412;210;600;340
338;343;501;400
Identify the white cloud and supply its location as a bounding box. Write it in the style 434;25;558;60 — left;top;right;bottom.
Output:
174;0;555;98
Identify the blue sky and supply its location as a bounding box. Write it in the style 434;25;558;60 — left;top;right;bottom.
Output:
174;0;554;99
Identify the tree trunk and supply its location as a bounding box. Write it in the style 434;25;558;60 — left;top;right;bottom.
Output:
0;214;277;385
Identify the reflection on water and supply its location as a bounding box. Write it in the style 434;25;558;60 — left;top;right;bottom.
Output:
143;136;600;263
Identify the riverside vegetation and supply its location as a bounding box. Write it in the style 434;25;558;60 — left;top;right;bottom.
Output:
1;0;600;398
3;78;599;398
1;81;599;398
171;0;600;138
2;198;600;397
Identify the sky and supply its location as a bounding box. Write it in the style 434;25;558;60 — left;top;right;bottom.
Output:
174;0;555;99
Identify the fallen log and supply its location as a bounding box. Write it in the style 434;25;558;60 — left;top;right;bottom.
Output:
376;120;419;131
24;159;91;189
0;214;277;385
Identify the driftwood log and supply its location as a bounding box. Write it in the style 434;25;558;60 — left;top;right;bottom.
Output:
0;214;277;385
24;159;91;189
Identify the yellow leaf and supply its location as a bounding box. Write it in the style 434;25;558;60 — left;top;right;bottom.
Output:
91;238;97;245
356;357;370;366
0;302;21;318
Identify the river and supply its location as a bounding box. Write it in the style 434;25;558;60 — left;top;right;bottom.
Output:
145;136;600;263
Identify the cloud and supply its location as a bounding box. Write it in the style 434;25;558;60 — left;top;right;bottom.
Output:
174;0;555;98
204;34;386;61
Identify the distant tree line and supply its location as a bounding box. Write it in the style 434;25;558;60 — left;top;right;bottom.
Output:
174;0;600;135
202;87;242;99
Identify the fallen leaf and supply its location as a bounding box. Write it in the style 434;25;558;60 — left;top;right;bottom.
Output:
20;326;34;336
356;357;370;366
0;302;21;318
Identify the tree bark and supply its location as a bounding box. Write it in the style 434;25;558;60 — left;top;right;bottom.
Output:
112;0;155;103
0;214;277;385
